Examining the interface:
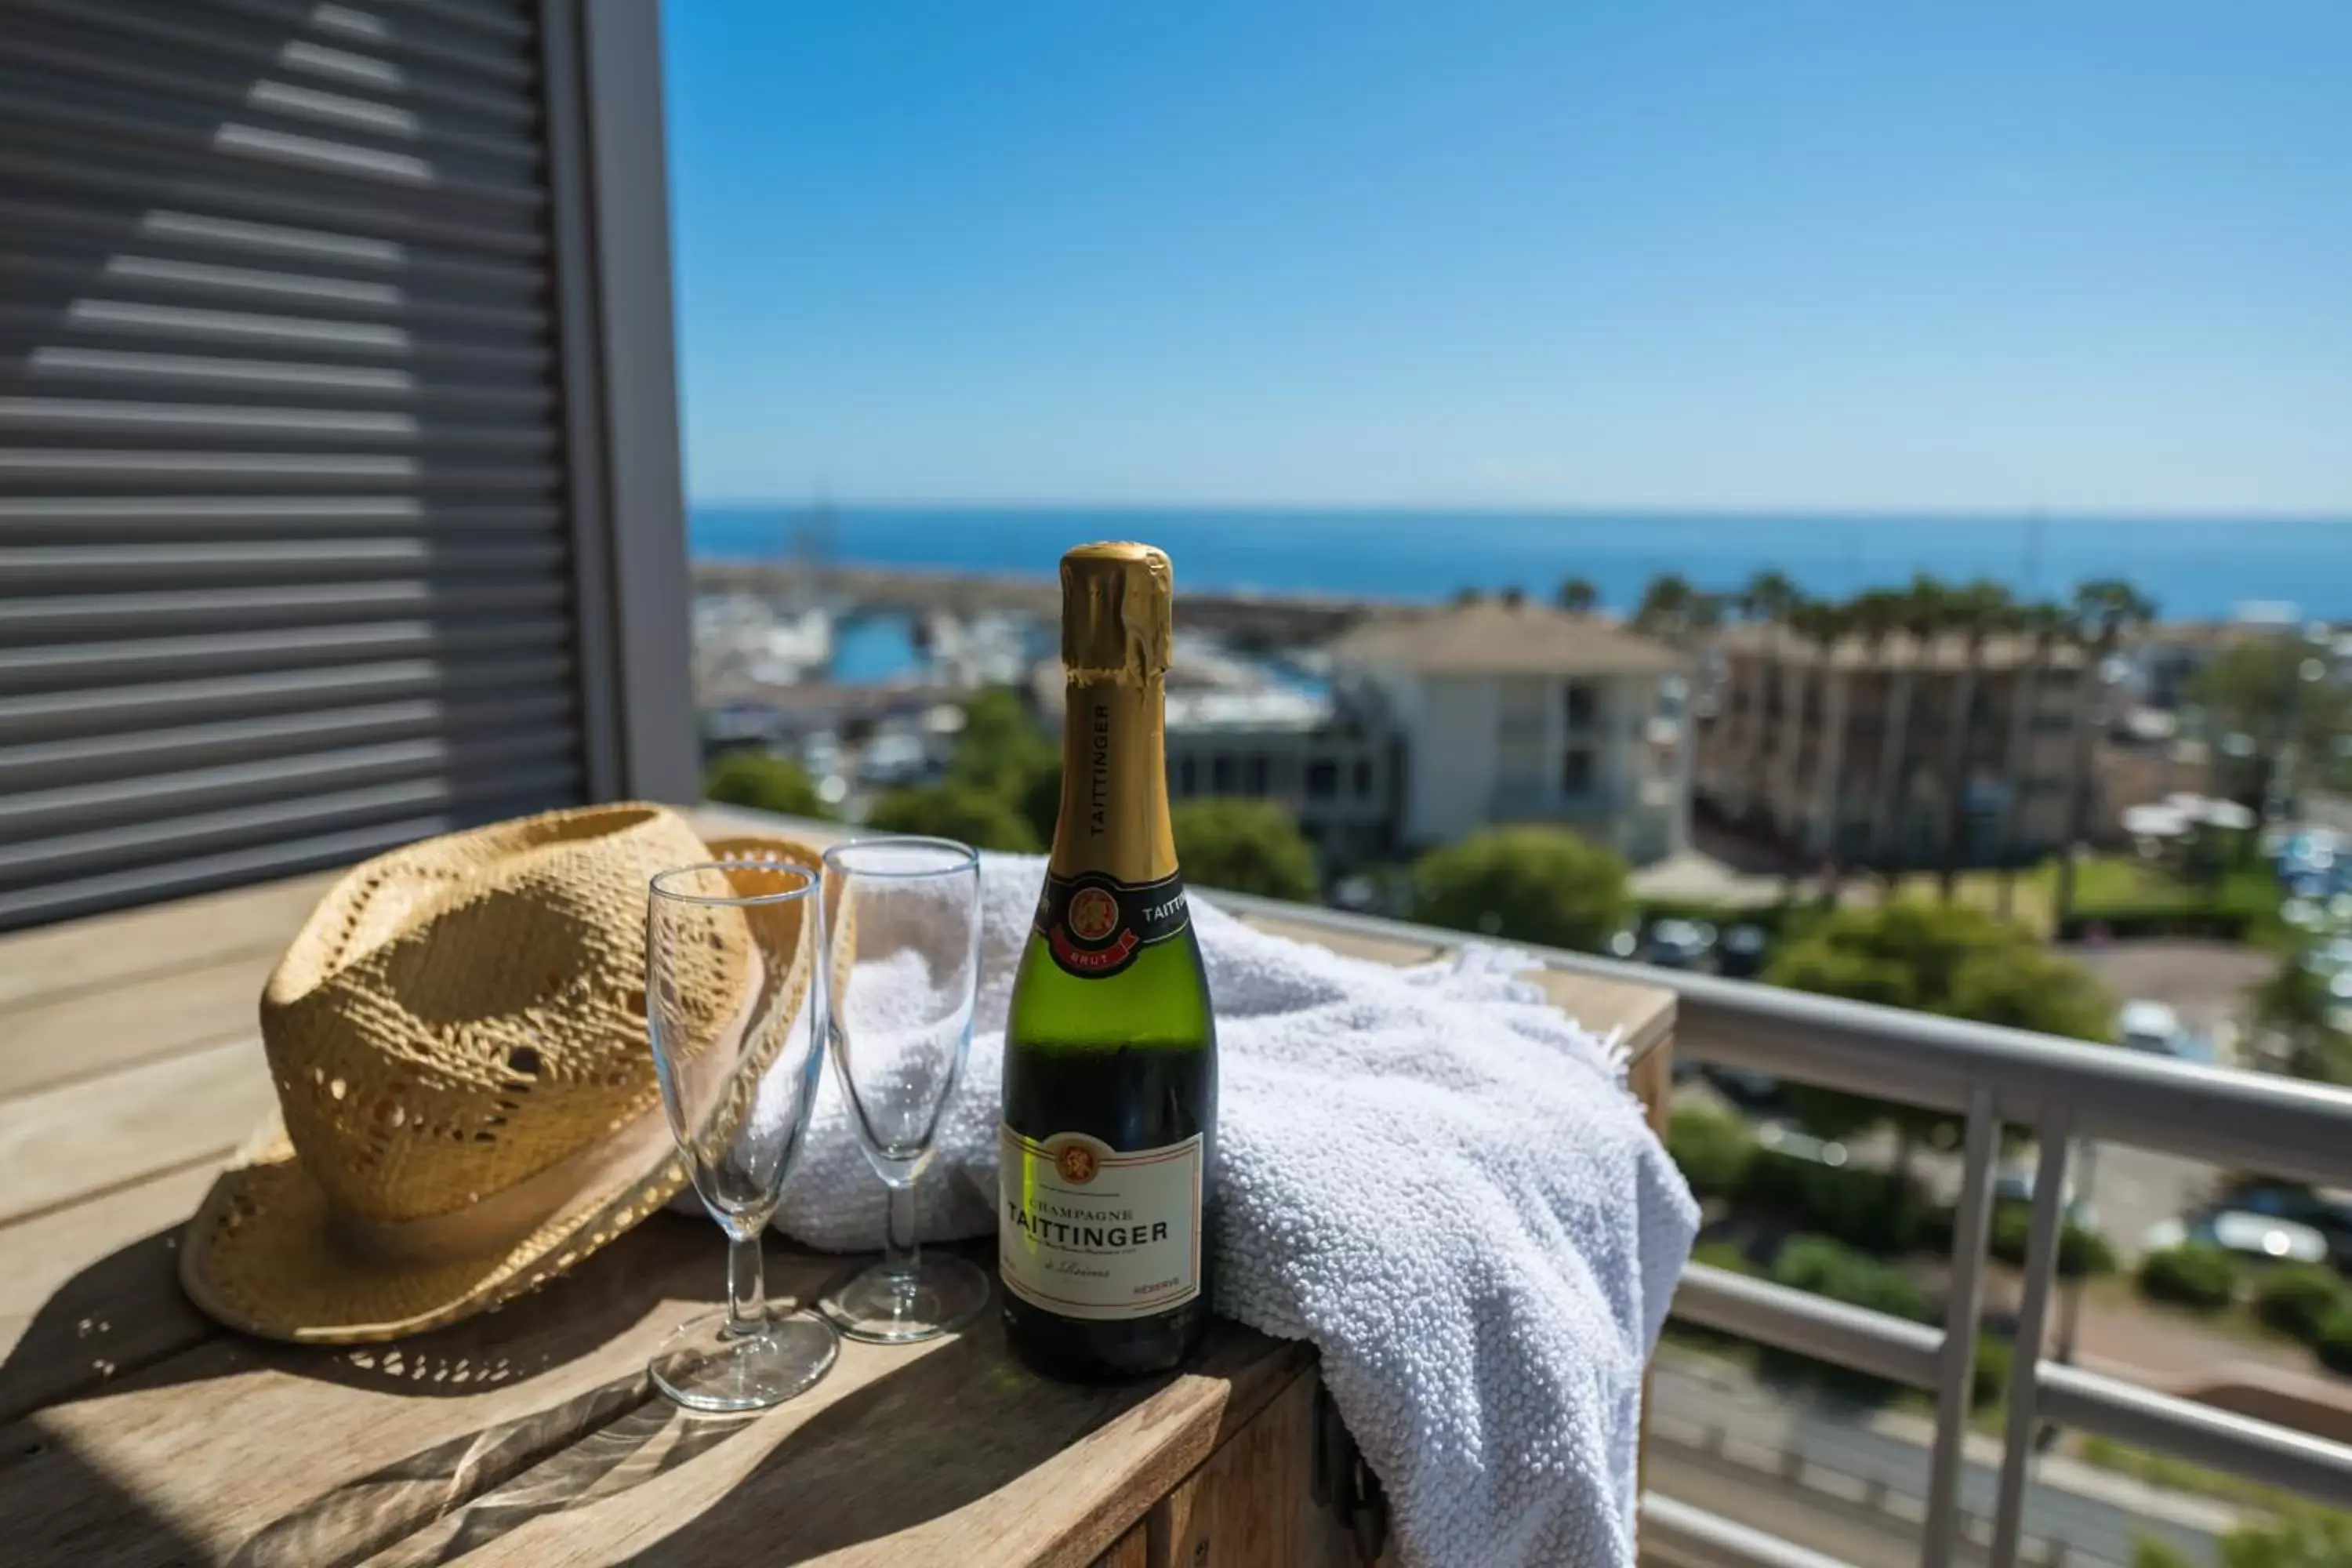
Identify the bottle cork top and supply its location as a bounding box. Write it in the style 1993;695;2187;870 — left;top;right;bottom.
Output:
1060;542;1172;682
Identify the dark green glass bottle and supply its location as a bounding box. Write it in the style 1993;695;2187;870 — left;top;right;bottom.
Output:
1000;542;1218;1381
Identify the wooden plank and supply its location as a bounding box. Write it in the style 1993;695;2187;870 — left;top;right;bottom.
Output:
2;1216;737;1568
0;952;267;1102
1532;967;1676;1066
0;872;327;1013
0;1163;220;1425
0;1036;271;1227
1144;1370;1352;1568
394;1307;1313;1568
1091;1522;1149;1568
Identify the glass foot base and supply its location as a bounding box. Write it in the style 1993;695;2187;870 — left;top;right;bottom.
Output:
648;1308;838;1412
817;1254;991;1343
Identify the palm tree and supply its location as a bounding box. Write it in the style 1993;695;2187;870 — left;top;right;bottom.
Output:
1872;575;1947;890
1842;590;1906;887
1995;600;2070;918
1556;576;1600;614
2052;579;2157;921
1742;572;1806;862
1787;597;1855;901
1936;579;2013;902
1632;572;1694;641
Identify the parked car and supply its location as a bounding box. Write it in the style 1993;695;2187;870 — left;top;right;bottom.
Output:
1641;918;1717;971
1755;1122;1849;1169
1716;924;1770;981
2141;1210;2334;1267
2117;1000;2184;1054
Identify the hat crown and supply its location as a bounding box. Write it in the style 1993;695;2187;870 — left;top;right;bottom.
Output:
261;804;736;1223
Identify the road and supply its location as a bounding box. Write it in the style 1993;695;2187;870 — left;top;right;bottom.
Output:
1648;1354;2238;1567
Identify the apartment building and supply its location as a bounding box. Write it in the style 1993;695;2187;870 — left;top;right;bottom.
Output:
1693;624;2092;866
1330;600;1692;865
1161;684;1401;869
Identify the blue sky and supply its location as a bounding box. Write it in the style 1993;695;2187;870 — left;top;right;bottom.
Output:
662;2;2352;514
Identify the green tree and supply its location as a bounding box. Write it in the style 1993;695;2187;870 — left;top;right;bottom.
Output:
1936;579;2014;902
1766;902;2114;1161
2194;641;2352;822
1411;826;1630;951
2134;1538;2196;1568
703;749;833;820
895;685;1062;848
2220;1504;2352;1568
1759;1236;1932;1403
866;782;1042;853
950;687;1058;795
2054;579;2157;919
1171;798;1319;900
1632;573;1726;644
1556;576;1600;614
2251;958;2352;1086
1996;600;2074;916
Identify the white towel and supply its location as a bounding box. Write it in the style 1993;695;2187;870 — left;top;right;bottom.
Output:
771;854;1699;1568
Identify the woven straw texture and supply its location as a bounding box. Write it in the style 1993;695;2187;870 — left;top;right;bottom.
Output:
181;805;826;1343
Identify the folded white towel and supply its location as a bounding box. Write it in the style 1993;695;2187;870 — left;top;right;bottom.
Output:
772;854;1699;1568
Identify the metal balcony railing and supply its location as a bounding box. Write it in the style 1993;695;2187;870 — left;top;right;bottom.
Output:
1210;891;2352;1568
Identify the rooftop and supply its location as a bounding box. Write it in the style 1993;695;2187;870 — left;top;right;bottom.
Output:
1331;601;1687;677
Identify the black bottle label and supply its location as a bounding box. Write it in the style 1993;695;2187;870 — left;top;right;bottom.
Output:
1033;869;1190;979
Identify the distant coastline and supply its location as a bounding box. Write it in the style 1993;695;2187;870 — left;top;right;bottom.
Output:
690;504;2352;621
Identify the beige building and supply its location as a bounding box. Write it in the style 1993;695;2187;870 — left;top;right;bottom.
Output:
1693;625;2092;866
1331;601;1692;865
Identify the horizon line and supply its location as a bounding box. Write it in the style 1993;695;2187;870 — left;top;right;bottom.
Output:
687;498;2352;524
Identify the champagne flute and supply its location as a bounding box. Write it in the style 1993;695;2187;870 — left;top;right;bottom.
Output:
645;859;837;1410
815;837;992;1342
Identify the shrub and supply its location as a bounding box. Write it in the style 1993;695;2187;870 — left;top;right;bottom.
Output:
1667;1105;1755;1200
2315;1309;2352;1377
1741;1149;1928;1255
1411;826;1630;952
1758;1235;1931;1404
1170;798;1319;902
2133;1538;2196;1568
703;749;833;819
2219;1503;2352;1568
1989;1201;2117;1278
865;783;1043;853
2252;1263;2349;1345
2139;1244;2239;1312
1972;1334;2014;1410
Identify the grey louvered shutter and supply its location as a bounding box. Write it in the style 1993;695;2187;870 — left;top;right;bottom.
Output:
0;0;692;931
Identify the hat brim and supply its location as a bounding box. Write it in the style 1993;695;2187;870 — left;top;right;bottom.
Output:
180;829;831;1345
180;1126;690;1344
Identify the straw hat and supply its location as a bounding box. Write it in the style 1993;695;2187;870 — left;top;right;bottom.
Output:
180;803;826;1343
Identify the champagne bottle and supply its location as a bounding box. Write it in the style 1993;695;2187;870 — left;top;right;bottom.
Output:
1000;542;1218;1381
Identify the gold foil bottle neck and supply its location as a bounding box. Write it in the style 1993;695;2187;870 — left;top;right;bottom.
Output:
1061;542;1172;684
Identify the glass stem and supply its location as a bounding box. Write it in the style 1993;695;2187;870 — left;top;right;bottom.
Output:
883;1181;920;1289
726;1229;767;1338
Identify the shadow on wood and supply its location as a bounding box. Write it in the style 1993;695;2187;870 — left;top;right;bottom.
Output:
0;1214;720;1424
614;1323;1167;1566
227;1374;757;1568
0;1435;211;1568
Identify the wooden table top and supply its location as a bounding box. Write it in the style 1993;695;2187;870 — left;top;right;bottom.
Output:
0;809;1672;1567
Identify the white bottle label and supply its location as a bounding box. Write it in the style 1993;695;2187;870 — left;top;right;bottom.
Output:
998;1126;1203;1320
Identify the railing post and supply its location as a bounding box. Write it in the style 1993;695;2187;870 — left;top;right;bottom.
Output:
1991;1108;2074;1568
1922;1087;1998;1568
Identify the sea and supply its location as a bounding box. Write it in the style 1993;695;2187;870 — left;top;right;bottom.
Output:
691;506;2352;623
